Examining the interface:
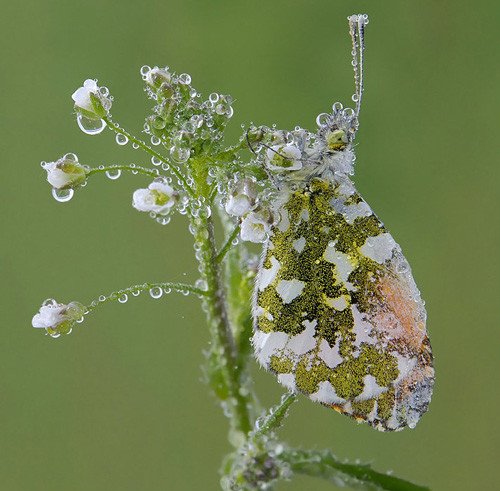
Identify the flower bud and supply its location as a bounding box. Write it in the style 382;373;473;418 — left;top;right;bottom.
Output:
265;144;302;172
132;179;178;215
32;299;85;337
71;79;112;119
42;153;87;189
144;67;172;89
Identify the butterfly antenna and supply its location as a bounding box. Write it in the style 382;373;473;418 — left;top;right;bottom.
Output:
348;14;369;118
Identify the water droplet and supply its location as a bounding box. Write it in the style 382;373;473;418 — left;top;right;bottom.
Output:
118;293;128;303
132;290;141;297
63;153;78;162
105;168;122;180
77;114;106;135
151;135;161;146
52;188;74;202
98;295;106;302
178;73;191;85
115;133;129;145
156;216;171;225
170;145;190;163
140;65;151;77
316;113;330;128
149;287;163;299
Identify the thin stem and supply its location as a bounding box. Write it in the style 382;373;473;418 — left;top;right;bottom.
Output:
102;116;195;198
86;164;160;179
85;281;205;315
282;449;429;491
216;224;240;263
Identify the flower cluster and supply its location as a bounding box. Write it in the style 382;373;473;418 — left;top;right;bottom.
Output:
32;299;85;338
223;177;273;243
142;65;234;162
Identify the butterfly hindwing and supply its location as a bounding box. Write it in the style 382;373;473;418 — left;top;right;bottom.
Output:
252;177;434;431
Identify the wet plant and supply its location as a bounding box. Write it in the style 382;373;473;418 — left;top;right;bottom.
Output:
32;14;430;491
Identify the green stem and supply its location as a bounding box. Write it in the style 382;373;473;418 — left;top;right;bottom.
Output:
85;281;205;315
216;224;240;263
252;392;297;440
103;116;195;198
282;449;430;491
86;164;161;179
194;211;252;437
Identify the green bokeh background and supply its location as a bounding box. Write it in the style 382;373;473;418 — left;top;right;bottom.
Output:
1;1;498;490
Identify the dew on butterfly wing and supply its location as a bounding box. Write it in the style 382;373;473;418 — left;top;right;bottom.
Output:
118;294;128;303
77;114;106;135
149;287;163;299
115;133;129;145
52;188;74;202
105;168;122;180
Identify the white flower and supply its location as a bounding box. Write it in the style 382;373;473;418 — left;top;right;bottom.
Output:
42;153;86;189
265;144;302;172
72;79;112;117
226;195;252;217
132;180;177;215
32;299;85;334
240;211;272;243
225;178;258;217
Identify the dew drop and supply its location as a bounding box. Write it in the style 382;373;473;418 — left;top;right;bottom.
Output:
140;65;151;77
149;287;163;299
63;153;78;162
316;113;330;128
52;188;74;202
77;114;106;135
151;135;161;146
170;145;190;163
118;293;128;303
132;290;141;297
98;295;106;302
105;168;122;180
178;73;191;85
115;133;129;145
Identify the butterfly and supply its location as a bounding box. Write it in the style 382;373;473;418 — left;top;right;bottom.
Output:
251;14;434;431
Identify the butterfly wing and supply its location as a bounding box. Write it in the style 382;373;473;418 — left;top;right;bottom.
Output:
252;177;434;431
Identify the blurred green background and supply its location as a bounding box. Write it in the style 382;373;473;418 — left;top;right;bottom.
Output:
1;1;498;490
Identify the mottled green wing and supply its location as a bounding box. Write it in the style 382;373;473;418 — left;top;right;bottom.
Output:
252;178;434;431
